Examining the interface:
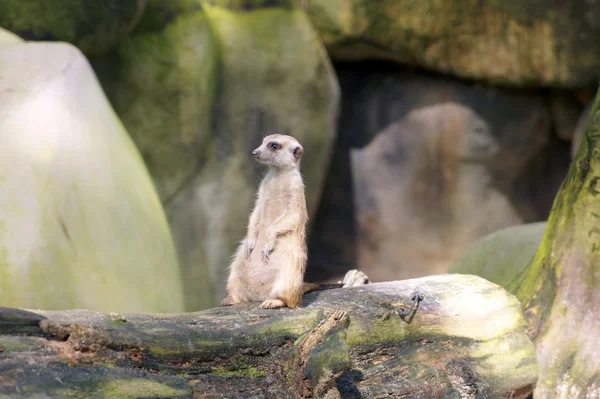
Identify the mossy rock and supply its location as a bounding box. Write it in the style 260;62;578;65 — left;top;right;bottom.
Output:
0;41;184;313
449;222;546;289
0;0;146;55
0;274;537;397
92;0;340;310
303;0;600;87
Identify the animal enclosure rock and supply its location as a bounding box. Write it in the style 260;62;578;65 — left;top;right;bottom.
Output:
449;222;547;289
0;274;537;398
506;86;600;397
0;0;146;55
0;41;183;313
303;0;600;87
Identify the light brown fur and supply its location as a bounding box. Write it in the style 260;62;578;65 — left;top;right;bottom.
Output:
221;134;309;309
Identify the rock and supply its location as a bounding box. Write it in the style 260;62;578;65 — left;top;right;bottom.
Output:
449;222;547;289
307;66;553;284
506;85;600;397
0;27;22;43
571;101;593;158
0;274;537;398
0;41;184;313
93;0;340;310
91;0;216;204
350;103;524;282
303;0;600;87
0;0;146;55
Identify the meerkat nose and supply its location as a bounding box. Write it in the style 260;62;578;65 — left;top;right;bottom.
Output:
252;150;259;158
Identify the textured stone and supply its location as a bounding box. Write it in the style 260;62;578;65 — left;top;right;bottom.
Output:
303;0;600;87
0;41;184;313
0;0;146;55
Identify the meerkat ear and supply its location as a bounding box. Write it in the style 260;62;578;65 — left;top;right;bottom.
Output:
293;145;304;160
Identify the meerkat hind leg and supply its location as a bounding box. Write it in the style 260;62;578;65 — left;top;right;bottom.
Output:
259;298;288;309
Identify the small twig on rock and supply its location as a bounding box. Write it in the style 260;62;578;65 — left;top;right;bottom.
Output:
397;292;424;321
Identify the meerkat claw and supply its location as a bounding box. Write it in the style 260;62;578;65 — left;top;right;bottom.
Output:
261;250;270;264
244;240;254;258
261;242;274;264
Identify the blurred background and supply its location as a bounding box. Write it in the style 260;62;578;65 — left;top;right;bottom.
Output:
0;0;593;313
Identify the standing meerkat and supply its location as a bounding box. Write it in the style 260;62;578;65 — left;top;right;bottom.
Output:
221;134;311;309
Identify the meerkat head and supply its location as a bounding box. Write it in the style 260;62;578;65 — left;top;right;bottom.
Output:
252;134;304;168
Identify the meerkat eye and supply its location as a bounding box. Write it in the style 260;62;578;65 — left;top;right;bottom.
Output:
268;142;281;150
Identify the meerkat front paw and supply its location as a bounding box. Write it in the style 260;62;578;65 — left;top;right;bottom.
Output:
261;242;274;264
259;299;286;309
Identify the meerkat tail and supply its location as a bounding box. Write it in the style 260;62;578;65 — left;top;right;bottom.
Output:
302;282;344;294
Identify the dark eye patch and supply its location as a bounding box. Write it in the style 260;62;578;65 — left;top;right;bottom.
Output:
268;142;281;150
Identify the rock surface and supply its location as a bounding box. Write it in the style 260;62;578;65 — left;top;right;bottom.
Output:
0;41;184;313
506;86;600;398
449;222;547;289
303;0;600;87
0;274;537;398
0;0;146;55
93;0;340;310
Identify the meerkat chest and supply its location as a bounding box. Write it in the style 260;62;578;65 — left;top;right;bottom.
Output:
259;179;295;219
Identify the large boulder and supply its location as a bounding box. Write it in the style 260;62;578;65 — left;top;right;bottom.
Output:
449;222;547;289
303;0;600;87
307;66;557;283
92;0;340;310
0;41;184;313
0;0;146;55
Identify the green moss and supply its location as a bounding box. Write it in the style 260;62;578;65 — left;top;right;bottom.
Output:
255;309;323;337
94;9;218;202
346;313;415;347
0;336;32;351
134;0;204;33
302;322;351;386
212;364;266;378
100;379;189;398
147;339;227;357
0;0;144;55
449;222;547;290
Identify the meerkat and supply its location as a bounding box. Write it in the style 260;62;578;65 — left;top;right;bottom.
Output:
221;134;312;309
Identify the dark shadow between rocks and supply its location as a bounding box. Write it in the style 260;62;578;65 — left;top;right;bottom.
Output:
336;369;365;398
